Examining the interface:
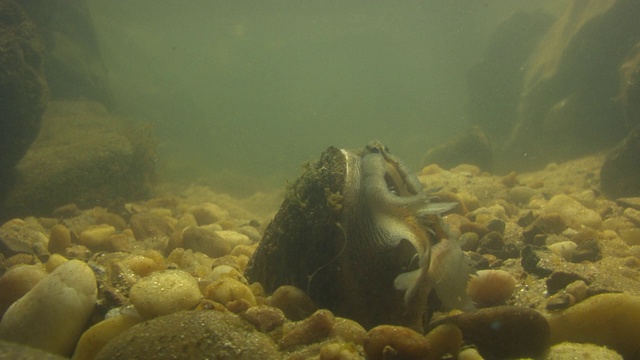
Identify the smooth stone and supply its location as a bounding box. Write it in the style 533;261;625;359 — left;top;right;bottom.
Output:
0;259;97;356
215;230;252;248
364;325;429;360
78;224;115;249
129;213;174;241
544;195;602;229
94;310;280;360
569;239;602;263
523;213;567;244
204;277;256;308
545;271;590;296
619;227;640;246
548;241;578;261
0;340;69;360
269;285;318;321
182;226;232;258
129;270;201;319
0;264;47;317
189;203;228;225
72;314;142;360
547;293;640;359
543;342;623;360
426;306;550;359
48;224;71;254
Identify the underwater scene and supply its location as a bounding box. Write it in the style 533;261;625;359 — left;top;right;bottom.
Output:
1;0;640;359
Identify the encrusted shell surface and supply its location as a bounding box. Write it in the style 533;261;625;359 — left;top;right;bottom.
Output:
245;142;467;331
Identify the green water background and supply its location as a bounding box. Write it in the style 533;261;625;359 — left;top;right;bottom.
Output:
86;0;565;195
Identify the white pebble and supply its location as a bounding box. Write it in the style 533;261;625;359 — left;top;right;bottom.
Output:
0;259;97;356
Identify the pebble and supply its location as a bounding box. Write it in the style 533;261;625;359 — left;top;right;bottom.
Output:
364;325;429;360
129;270;201;319
94;310;280;360
0;259;97;356
129;213;174;241
548;241;578;261
0;220;49;260
78;224;115;249
545;271;590;296
521;245;553;277
616;197;640;210
204;277;257;309
279;309;335;350
48;224;71;254
570;239;602;263
544;342;623;360
619;227;640;246
269;285;318;321
426;306;550;359
189;203;228;225
508;185;538;204
182;225;232;258
523;213;567;245
547;293;640;359
0;264;47;317
240;305;286;332
0;340;69;360
72;314;142;360
215;230;252;248
466;269;517;308
544;194;602;229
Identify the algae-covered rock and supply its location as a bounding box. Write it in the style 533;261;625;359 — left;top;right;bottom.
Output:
94;310;280;360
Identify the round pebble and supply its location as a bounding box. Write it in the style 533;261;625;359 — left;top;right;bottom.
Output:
79;224;115;249
0;259;97;356
72;314;142;360
48;224;71;254
204;277;256;308
548;241;578;261
129;270;201;319
364;325;428;360
544;195;602;229
0;264;47;317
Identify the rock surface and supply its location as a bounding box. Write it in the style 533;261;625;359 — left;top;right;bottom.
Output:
129;269;201;319
0;259;97;356
94;310;280;360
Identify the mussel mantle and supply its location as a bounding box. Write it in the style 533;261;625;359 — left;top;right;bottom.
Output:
245;141;469;331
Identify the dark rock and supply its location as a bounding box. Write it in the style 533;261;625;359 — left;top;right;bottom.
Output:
467;252;490;271
517;211;538;228
545;292;574;311
499;243;520;260
0;0;48;199
477;231;504;257
459;232;479;252
546;271;590;296
485;218;506;235
17;0;112;107
616;197;640;210
504;1;640;170
94;310;280;360
0;101;156;220
425;306;550;359
600;125;640;198
570;239;602;263
522;213;567;245
521;245;553;278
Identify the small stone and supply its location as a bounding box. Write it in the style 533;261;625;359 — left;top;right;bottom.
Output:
204;277;257;309
0;264;47;317
425;306;550;359
215;230;252;248
623;207;640;226
466;270;517;308
477;231;504;256
279;309;335;350
548;241;578;261
500;171;519;188
94;310;280;360
269;285;318;321
364;325;429;360
44;253;68;273
129;270;201;319
423;323;463;359
517;210;538;227
546;292;575;310
546;271;590;296
485;218;506;235
78;224;115;249
545;342;623;360
619;227;640;246
129;213;174;241
523;213;567;245
521;245;553;277
0;221;49;260
189;203;228;225
0;259;97;356
48;224;71;254
570;239;602;263
240;305;286;332
547;293;640;359
460;232;479;251
72;314;142;360
182;226;232;258
545;195;602;230
458;347;484;360
459;222;489;239
565;280;588;302
508;185;538;204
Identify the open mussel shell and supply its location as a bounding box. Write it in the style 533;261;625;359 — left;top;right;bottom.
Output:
245;141;463;331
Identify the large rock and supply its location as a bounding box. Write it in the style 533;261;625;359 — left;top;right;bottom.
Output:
0;101;155;220
503;0;640;169
94;310;280;360
0;0;48;198
0;259;97;356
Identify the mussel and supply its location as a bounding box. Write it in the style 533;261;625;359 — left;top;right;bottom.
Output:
245;141;471;331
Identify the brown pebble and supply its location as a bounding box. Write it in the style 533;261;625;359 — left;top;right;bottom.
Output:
570;239;602;263
241;305;286;332
364;325;429;360
425;306;550;359
424;323;463;359
129;213;174;241
48;224;71;254
616;197;640;210
52;204;80;218
279;309;335;350
546;271;590;296
269;285;318;321
522;213;567;245
500;171;519;188
459;222;489;239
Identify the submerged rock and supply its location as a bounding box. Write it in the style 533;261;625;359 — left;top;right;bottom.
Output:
0;259;97;356
94;310;280;360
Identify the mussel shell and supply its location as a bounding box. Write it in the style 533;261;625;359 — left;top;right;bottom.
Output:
245;143;448;330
